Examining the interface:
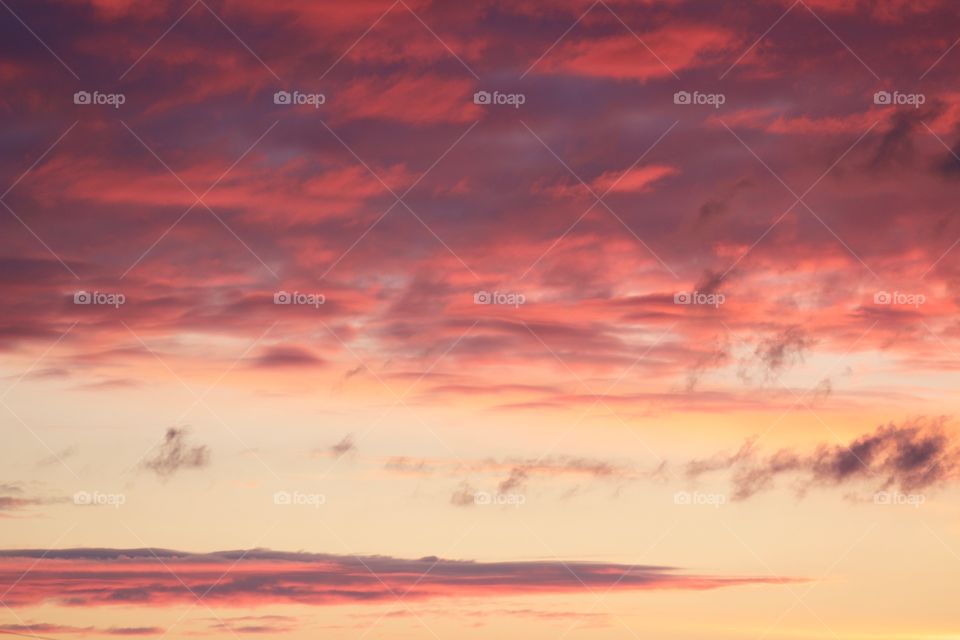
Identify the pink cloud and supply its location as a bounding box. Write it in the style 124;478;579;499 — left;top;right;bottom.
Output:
592;164;678;193
540;24;737;80
0;549;797;609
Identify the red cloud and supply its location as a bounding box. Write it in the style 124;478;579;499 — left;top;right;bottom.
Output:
3;0;960;414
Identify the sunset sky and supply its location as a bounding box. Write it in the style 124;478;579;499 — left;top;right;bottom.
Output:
2;0;960;638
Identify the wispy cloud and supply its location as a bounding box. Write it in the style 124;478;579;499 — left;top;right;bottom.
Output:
686;418;960;500
328;434;356;458
142;428;210;479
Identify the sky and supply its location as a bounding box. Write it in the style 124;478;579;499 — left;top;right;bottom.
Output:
1;0;960;638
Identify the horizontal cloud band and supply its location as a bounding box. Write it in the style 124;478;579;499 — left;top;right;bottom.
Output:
0;548;795;607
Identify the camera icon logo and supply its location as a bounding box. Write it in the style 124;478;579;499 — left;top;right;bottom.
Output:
473;491;492;505
274;91;292;105
674;292;691;304
274;291;291;304
673;491;692;505
673;91;692;105
273;490;292;505
473;291;491;304
473;91;492;105
73;91;91;105
73;491;92;505
873;91;892;105
74;291;91;304
873;291;891;304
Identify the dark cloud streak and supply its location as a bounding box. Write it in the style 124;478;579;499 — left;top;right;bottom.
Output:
687;419;960;500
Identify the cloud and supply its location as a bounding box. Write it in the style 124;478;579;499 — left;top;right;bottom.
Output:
809;378;833;404
738;326;814;382
445;455;664;506
0;622;163;636
383;457;435;476
495;456;641;484
0;484;64;516
685;439;758;479
334;73;477;124
696;178;753;223
4;0;960;420
869;105;938;169
252;346;325;368
142;428;210;479
686;418;960;500
35;446;78;468
350;605;610;626
0;623;93;636
933;126;960;179
591;165;678;194
497;467;529;494
540;25;736;80
0;495;48;512
206;614;298;635
683;338;730;392
450;481;477;506
0;548;797;608
328;434;356;458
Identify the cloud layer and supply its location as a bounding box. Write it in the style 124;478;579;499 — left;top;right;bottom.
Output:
2;0;960;414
